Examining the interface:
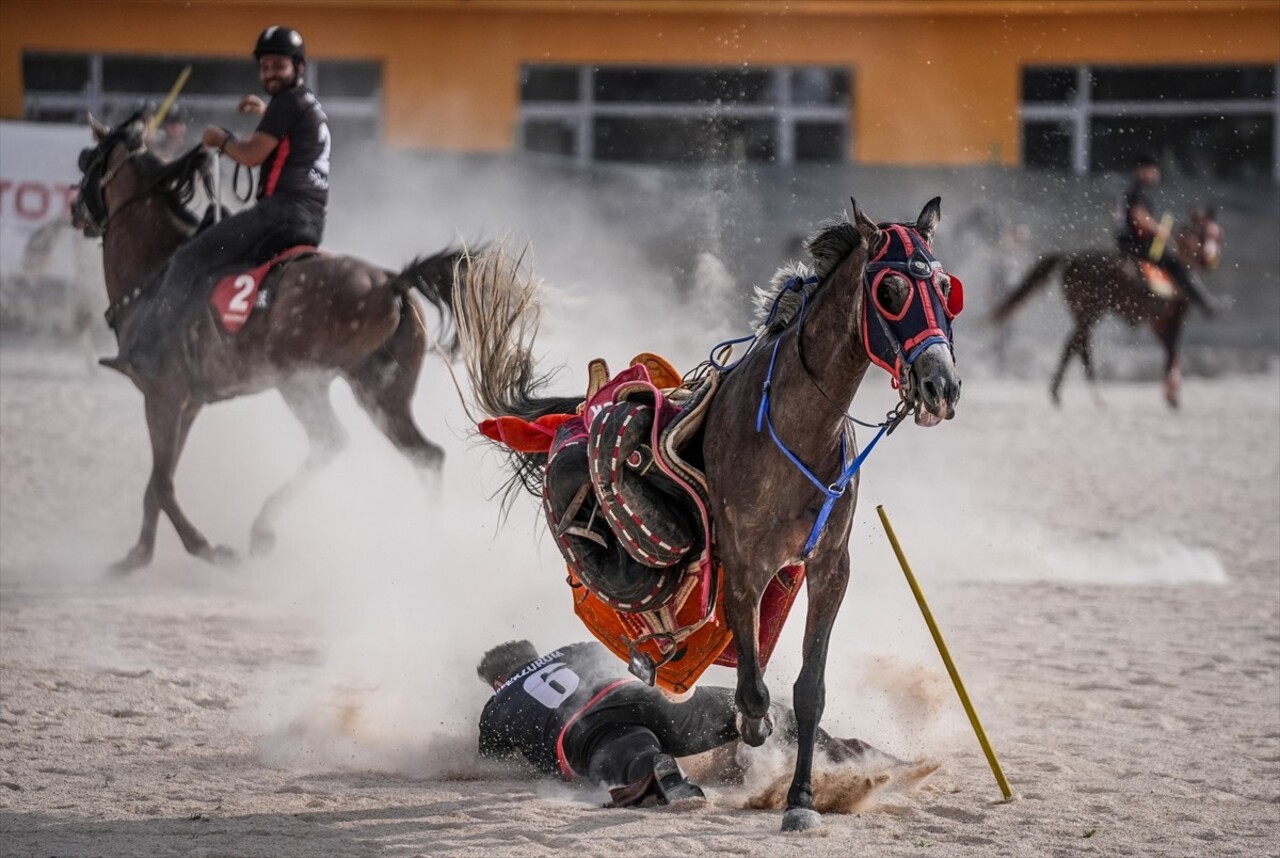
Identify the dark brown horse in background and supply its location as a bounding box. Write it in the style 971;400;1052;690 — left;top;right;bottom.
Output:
991;209;1223;407
75;113;466;573
453;199;962;831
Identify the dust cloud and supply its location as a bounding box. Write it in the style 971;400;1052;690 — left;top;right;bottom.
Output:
6;144;1239;787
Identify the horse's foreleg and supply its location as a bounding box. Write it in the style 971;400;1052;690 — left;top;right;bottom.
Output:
781;551;849;833
113;395;228;572
722;576;771;748
1154;316;1185;409
249;377;348;556
1078;329;1106;409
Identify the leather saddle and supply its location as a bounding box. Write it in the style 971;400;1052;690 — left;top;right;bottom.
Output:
543;355;717;616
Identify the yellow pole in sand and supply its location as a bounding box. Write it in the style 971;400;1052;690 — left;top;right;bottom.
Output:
147;65;193;136
876;504;1014;801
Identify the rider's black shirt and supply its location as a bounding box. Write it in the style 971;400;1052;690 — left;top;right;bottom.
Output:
256;83;329;211
1117;180;1156;251
478;642;636;777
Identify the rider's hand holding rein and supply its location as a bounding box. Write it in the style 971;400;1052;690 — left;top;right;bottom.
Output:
200;121;277;168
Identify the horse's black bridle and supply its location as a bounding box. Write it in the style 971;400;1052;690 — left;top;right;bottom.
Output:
74;114;211;239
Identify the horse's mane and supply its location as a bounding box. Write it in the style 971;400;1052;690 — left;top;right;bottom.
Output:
752;215;862;332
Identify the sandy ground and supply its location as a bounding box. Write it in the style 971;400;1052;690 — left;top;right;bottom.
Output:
1;334;1277;857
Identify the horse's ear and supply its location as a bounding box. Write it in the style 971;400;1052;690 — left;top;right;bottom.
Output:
916;197;942;244
850;197;880;241
88;113;109;141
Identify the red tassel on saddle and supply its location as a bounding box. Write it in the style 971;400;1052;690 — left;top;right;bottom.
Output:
478;413;576;453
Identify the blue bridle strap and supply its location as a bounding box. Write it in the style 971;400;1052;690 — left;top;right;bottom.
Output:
750;275;897;559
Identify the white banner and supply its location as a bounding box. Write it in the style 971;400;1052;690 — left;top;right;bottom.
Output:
0;121;90;278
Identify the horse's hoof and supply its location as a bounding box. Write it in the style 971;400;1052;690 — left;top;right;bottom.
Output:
107;546;152;576
417;467;444;498
737;713;772;748
249;528;276;557
199;544;239;568
781;807;821;833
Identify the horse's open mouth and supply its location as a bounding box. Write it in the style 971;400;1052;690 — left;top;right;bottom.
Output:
908;379;957;427
914;407;945;427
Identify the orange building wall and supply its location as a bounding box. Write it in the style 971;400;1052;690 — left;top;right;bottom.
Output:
1;1;1276;166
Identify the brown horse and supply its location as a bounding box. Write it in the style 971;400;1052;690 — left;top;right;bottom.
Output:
75;112;466;573
453;199;963;831
991;210;1223;407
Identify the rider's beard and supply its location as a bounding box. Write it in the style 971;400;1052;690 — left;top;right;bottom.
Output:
263;71;300;95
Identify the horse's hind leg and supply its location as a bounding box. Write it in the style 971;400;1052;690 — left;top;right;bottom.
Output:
780;550;850;832
347;302;444;479
249;376;348;557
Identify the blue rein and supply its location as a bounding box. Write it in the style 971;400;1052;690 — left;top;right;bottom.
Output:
711;273;903;559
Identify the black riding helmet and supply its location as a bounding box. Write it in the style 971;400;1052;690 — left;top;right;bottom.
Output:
163;101;191;125
254;26;305;63
1133;149;1160;169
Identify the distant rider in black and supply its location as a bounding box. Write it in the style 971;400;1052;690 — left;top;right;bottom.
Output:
122;25;330;378
477;640;894;807
1116;150;1218;315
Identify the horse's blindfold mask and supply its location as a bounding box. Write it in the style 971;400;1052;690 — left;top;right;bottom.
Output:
862;224;963;382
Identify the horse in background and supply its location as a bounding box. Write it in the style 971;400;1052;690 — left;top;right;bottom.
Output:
75;112;468;573
991;208;1223;407
454;198;963;831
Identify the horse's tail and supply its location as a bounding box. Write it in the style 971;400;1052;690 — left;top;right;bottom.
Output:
453;244;583;502
990;254;1064;324
390;246;470;353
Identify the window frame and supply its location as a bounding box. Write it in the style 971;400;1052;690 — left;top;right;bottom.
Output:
1019;63;1280;179
517;64;852;165
20;51;383;140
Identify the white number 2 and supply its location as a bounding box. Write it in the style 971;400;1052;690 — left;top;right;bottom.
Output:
228;274;255;312
522;662;580;709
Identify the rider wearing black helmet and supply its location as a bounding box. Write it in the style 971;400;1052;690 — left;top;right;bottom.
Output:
152;101;192;162
121;24;330;378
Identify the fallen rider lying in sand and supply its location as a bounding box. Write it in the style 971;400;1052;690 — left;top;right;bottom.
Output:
477;639;938;809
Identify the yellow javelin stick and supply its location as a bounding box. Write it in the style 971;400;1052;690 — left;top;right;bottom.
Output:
1148;213;1175;261
147;65;192;136
876;505;1013;801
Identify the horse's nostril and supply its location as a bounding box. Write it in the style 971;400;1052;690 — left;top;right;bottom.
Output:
922;380;939;404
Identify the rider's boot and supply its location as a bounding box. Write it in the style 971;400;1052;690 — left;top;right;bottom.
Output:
119;295;181;380
98;355;137;379
650;753;706;805
1170;265;1223;317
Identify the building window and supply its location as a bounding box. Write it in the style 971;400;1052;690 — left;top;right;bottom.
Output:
518;64;851;165
1019;64;1278;180
21;51;383;146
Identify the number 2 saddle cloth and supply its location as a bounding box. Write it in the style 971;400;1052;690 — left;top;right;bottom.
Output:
480;353;804;695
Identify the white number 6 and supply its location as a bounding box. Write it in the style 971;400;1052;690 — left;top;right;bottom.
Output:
522;663;580;709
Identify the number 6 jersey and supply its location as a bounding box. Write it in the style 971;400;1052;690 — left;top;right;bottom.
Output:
478;641;634;777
